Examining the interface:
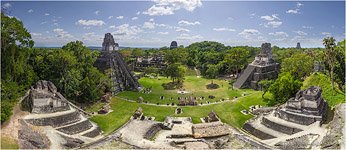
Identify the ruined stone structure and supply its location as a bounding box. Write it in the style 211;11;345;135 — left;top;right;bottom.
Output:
135;54;166;71
94;33;141;94
296;42;301;49
170;41;178;49
178;96;197;106
23;80;102;147
233;43;280;90
276;86;328;125
192;122;230;138
204;111;220;122
243;86;328;142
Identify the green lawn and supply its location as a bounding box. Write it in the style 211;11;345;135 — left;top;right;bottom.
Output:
117;75;256;104
1;136;19;150
90;91;266;135
302;73;345;107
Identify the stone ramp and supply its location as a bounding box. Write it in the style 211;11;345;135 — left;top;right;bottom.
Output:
233;65;256;89
246;117;287;139
113;52;141;90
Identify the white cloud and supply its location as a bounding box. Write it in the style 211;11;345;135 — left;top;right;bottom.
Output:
53;28;73;38
157;32;169;35
177;33;203;40
143;21;156;29
76;19;105;26
95;10;100;15
297;2;304;8
40;21;47;25
175;27;190;32
266;21;282;28
178;20;201;26
239;29;260;39
261;14;282;28
260;14;280;21
213;27;236;32
227;17;234;20
2;3;11;9
149;18;154;22
302;26;313;29
286;9;299;14
294;30;307;36
269;31;288;37
287;2;303;14
112;24;143;38
136;11;141;15
116;16;124;19
28;9;34;13
44;13;50;16
108;16;113;19
143;0;202;16
321;32;331;36
132;17;138;20
31;33;42;36
109;25;116;29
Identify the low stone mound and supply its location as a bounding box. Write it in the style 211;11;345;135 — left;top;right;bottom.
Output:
56;120;93;135
243;123;276;140
82;127;102;138
25;111;81;127
192;122;230;138
261;117;302;135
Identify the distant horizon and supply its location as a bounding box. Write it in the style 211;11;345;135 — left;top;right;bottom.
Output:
2;1;345;48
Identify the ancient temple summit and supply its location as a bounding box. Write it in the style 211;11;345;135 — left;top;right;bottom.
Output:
94;33;141;94
243;86;329;147
234;43;280;90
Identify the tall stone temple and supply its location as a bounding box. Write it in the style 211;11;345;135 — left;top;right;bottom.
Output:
94;33;141;94
233;43;280;90
170;41;178;49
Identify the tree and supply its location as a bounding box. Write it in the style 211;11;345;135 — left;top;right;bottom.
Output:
282;53;314;80
164;64;186;83
323;37;337;90
334;40;345;91
224;47;249;74
205;64;219;79
268;72;302;105
258;79;273;99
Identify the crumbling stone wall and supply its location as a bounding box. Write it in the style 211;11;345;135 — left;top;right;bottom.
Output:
56;120;93;135
143;123;163;139
25;111;80;127
243;123;276;140
261;117;302;135
277;110;322;125
82;127;102;138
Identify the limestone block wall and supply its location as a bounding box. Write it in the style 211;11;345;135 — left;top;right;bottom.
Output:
56;120;93;135
82;127;102;138
243;123;276;140
32;105;70;114
277;110;322;125
25;111;81;127
261;117;302;135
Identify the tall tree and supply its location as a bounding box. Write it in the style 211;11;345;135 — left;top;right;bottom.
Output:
268;72;302;105
224;47;249;74
323;37;337;89
282;53;314;80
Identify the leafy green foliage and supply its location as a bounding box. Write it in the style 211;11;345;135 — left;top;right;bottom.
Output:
258;79;274;98
282;53;314;80
323;37;337;89
164;63;186;83
267;72;302;105
334;40;345;91
302;73;345;107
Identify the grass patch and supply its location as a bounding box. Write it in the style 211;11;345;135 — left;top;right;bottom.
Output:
90;91;265;135
1;136;19;150
302;73;345;107
117;76;256;104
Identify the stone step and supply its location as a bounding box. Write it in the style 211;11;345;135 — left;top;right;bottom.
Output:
261;117;303;135
82;126;102;138
25;110;81;128
56;119;93;135
24;106;75;119
265;112;309;130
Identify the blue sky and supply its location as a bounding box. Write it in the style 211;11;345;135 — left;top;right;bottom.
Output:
1;1;345;48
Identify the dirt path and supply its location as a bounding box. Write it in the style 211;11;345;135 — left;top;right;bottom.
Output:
1;104;29;140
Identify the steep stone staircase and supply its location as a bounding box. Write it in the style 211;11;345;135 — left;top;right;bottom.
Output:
233;65;256;89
